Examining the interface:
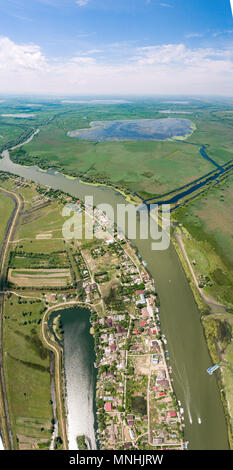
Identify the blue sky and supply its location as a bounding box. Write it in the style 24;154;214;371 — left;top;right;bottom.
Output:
0;0;233;95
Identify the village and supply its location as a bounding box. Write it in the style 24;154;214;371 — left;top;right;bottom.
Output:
68;199;185;450
0;173;185;450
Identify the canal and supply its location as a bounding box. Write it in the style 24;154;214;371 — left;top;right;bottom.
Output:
0;150;229;450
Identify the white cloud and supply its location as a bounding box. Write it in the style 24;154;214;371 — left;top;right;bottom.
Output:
160;3;173;7
0;37;233;96
185;33;203;39
133;43;233;67
76;0;89;6
212;29;233;37
70;56;96;64
0;36;47;71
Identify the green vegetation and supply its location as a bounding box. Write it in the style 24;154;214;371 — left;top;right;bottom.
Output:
7;99;233;199
173;175;233;307
9;251;69;269
0;191;15;246
76;435;88;450
3;294;53;449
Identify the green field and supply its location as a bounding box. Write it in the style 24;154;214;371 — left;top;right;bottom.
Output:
0;192;15;247
173;174;233;307
2;98;232;199
3;294;53;449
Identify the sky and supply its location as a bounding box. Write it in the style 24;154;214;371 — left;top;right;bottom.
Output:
0;0;233;95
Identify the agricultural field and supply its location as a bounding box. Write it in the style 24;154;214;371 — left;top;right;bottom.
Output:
15;199;64;241
2;294;53;449
8;268;72;288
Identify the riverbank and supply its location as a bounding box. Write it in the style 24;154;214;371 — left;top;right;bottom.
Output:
8;147;142;206
172;225;233;448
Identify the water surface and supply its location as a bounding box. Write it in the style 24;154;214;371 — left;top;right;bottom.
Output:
68;117;194;142
49;307;97;450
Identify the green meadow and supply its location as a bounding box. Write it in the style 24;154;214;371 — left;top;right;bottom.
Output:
0;192;15;247
3;295;53;449
3;98;232;199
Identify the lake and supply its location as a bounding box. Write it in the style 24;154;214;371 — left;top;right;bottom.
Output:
48;307;97;450
67;117;194;142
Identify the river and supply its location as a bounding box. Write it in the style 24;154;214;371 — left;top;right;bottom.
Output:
0;150;229;450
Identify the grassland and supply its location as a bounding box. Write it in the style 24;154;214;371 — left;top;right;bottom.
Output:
2;294;53;449
3;99;233;200
0;192;15;246
173;175;233;308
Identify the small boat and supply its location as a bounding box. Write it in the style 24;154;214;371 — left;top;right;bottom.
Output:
198;418;202;424
207;364;219;375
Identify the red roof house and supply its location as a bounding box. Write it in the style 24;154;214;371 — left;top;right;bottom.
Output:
105;402;112;412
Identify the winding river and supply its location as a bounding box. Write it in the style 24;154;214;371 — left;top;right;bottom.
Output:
0;149;229;450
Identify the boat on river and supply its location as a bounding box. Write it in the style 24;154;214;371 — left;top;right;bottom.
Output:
207;364;220;375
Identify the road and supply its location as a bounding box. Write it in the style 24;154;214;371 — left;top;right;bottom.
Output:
0;186;23;449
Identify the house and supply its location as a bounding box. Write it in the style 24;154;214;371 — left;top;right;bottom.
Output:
156;379;169;389
152;355;158;365
157;370;166;380
116;324;127;334
141;307;149;319
106;317;113;327
105;402;112;412
103;372;114;379
128;420;135;427
124;443;132;449
153;437;164;446
169;411;177;418
126;414;134;421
